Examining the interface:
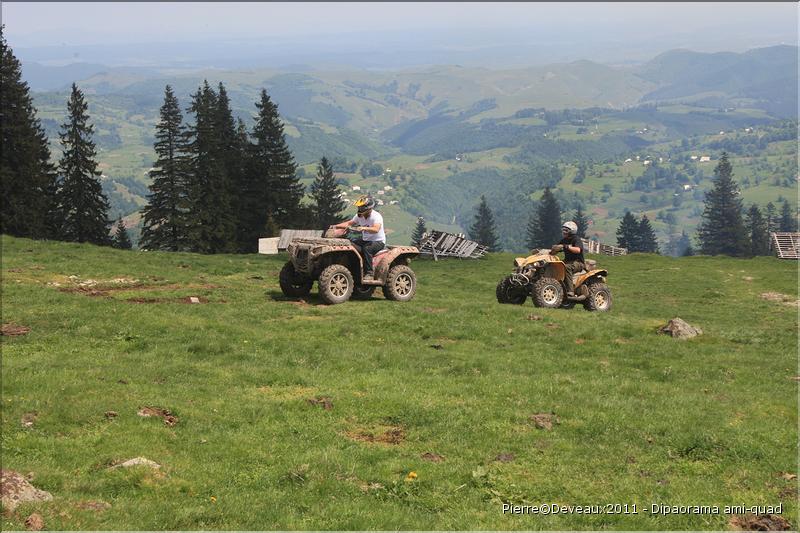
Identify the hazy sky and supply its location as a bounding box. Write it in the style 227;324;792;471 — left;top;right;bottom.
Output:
4;2;797;46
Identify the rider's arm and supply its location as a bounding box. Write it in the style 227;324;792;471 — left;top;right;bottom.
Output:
359;221;382;234
334;218;357;229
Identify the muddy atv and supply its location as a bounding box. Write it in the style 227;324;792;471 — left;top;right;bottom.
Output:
279;226;420;305
496;249;612;311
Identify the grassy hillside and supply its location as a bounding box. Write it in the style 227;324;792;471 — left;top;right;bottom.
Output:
2;236;797;529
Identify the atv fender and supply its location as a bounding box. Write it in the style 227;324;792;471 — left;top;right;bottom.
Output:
574;269;608;289
374;247;419;281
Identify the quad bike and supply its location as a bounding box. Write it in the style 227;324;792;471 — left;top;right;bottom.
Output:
279;226;420;305
496;247;612;311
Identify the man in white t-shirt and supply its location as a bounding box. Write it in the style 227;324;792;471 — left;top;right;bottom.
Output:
334;195;386;280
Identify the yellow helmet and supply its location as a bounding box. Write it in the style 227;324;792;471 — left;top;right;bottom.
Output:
354;195;376;213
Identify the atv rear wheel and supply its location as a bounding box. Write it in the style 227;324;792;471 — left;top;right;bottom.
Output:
382;264;417;302
318;264;354;304
352;285;376;300
496;277;527;304
279;261;313;297
532;277;564;308
584;281;612;312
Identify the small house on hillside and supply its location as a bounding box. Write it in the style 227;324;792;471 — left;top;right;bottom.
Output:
699;156;711;163
352;185;361;191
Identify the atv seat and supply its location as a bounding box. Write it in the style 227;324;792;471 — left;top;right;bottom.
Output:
374;249;390;257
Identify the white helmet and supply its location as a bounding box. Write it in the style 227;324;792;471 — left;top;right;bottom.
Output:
562;221;578;234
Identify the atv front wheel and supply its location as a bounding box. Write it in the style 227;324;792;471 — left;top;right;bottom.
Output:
496;277;527;304
279;261;313;297
584;281;612;312
532;277;564;308
318;264;354;304
382;264;417;302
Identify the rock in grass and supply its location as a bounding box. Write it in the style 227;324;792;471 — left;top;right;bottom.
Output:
0;470;53;512
659;317;702;339
110;457;161;470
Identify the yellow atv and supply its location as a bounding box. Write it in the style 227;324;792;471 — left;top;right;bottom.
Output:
496;248;612;311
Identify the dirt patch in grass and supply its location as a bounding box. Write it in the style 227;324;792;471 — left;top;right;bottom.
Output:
729;514;792;531
137;406;178;426
760;292;800;307
345;425;406;445
1;323;31;336
492;453;515;463
24;513;44;531
20;412;37;428
76;500;111;511
126;296;210;304
530;412;559;430
421;452;445;462
307;397;334;410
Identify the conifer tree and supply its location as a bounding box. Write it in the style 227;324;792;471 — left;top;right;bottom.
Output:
183;81;235;253
112;217;133;249
0;27;58;238
140;85;190;251
310;156;347;228
765;202;778;234
745;204;770;256
616;211;639;251
525;209;539;250
637;214;659;253
470;195;498;252
231;117;260;252
779;200;797;232
696;153;750;256
573;205;589;238
411;216;427;247
527;187;561;248
251;89;304;230
55;83;110;245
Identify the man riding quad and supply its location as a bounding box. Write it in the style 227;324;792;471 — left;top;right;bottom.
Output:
333;195;385;281
551;220;583;297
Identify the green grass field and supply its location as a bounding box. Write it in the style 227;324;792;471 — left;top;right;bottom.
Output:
1;236;797;530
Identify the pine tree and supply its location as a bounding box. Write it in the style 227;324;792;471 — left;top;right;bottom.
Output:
637;214;659;253
527;187;561;248
231;117;259;252
183;81;235;253
573;205;589;238
140;85;190;251
112;217;132;249
745;204;770;256
765;202;778;234
310;156;347;228
55;83;110;245
525;208;539;250
616;211;639;251
696;153;750;256
251;89;304;230
0;27;58;238
779;200;797;232
469;195;498;252
411;216;427;247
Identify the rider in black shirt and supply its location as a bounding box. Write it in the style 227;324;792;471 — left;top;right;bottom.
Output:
552;221;585;297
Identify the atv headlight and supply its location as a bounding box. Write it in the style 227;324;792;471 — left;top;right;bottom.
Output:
533;260;544;268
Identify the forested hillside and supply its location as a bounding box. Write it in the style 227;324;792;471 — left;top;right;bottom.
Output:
24;45;799;250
